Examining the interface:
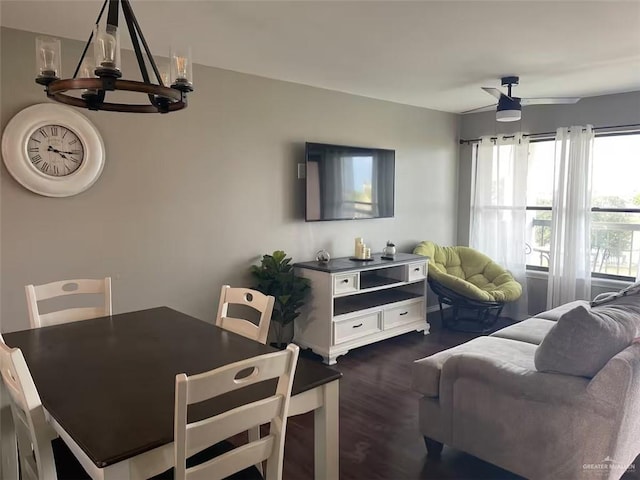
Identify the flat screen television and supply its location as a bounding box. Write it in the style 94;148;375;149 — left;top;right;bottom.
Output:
305;142;395;222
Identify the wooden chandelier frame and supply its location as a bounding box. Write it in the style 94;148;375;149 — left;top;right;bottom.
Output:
36;0;192;114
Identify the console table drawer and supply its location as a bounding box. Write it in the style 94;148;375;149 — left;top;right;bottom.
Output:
407;261;427;282
334;312;381;345
333;273;359;296
384;300;424;329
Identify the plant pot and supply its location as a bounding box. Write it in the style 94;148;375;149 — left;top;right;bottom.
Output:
268;321;294;346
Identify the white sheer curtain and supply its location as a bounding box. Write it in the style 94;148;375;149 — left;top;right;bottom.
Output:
546;125;594;308
470;134;529;321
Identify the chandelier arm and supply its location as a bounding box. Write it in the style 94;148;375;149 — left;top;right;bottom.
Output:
120;0;160;109
121;0;165;86
72;0;110;78
121;0;152;85
106;0;120;28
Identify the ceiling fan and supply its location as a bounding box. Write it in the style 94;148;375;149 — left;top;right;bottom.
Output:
465;76;581;122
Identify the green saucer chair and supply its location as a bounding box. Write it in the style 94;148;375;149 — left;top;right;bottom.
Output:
413;241;522;332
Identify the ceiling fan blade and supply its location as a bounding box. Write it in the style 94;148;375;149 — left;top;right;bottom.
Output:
520;97;581;106
461;103;498;114
481;87;507;101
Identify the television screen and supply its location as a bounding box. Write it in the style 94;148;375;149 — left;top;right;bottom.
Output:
305;142;395;222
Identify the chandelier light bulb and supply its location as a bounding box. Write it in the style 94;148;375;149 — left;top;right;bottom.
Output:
80;57;98;96
80;58;95;78
160;70;170;87
170;46;193;87
175;56;188;81
35;36;61;79
40;47;56;72
99;35;117;66
94;24;121;73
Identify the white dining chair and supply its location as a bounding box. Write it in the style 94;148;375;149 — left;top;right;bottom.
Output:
172;343;299;480
25;277;112;329
215;285;274;345
0;342;88;480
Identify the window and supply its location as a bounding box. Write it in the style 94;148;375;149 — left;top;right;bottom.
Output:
590;135;640;278
525;133;640;279
525;141;554;269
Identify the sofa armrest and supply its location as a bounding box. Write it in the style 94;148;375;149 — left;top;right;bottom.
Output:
586;344;640;469
440;353;614;415
588;343;640;403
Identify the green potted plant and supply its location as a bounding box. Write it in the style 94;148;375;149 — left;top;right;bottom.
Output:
250;250;311;347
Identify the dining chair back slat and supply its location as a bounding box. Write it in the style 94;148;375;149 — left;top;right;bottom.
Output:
174;343;299;480
25;278;112;328
184;437;274;480
187;396;282;451
215;285;274;345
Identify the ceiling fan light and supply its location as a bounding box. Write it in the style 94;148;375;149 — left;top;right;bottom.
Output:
496;109;521;122
496;94;521;122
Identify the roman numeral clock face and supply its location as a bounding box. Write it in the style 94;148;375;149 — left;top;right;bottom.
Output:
1;104;104;197
28;125;85;177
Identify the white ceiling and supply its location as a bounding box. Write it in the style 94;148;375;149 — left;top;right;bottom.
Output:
2;0;640;113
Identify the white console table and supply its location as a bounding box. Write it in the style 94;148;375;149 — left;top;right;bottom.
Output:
294;253;429;364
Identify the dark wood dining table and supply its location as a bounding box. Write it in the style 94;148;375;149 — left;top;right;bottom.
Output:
2;307;341;480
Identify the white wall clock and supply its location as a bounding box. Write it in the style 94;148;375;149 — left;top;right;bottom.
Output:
2;103;105;197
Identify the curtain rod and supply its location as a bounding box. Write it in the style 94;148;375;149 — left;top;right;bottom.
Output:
458;123;640;145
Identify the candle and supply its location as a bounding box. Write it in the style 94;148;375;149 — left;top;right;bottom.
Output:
355;237;364;258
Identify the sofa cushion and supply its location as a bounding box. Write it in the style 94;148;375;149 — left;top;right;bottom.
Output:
535;291;640;378
533;300;588;322
490;318;556;345
412;336;537;397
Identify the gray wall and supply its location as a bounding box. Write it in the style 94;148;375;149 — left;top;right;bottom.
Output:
0;27;459;332
458;91;640;313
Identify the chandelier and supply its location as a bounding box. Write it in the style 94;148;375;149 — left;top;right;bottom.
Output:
35;0;193;114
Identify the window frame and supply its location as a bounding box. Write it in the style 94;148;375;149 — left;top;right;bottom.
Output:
525;133;640;280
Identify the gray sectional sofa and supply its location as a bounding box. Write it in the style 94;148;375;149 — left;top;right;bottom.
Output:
412;284;640;479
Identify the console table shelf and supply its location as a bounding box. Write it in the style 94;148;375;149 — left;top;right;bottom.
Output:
359;274;403;290
294;253;430;364
334;289;423;316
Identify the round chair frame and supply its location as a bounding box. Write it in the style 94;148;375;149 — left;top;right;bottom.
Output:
428;278;505;334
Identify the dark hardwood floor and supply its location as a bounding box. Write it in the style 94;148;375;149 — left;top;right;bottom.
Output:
283;312;640;480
